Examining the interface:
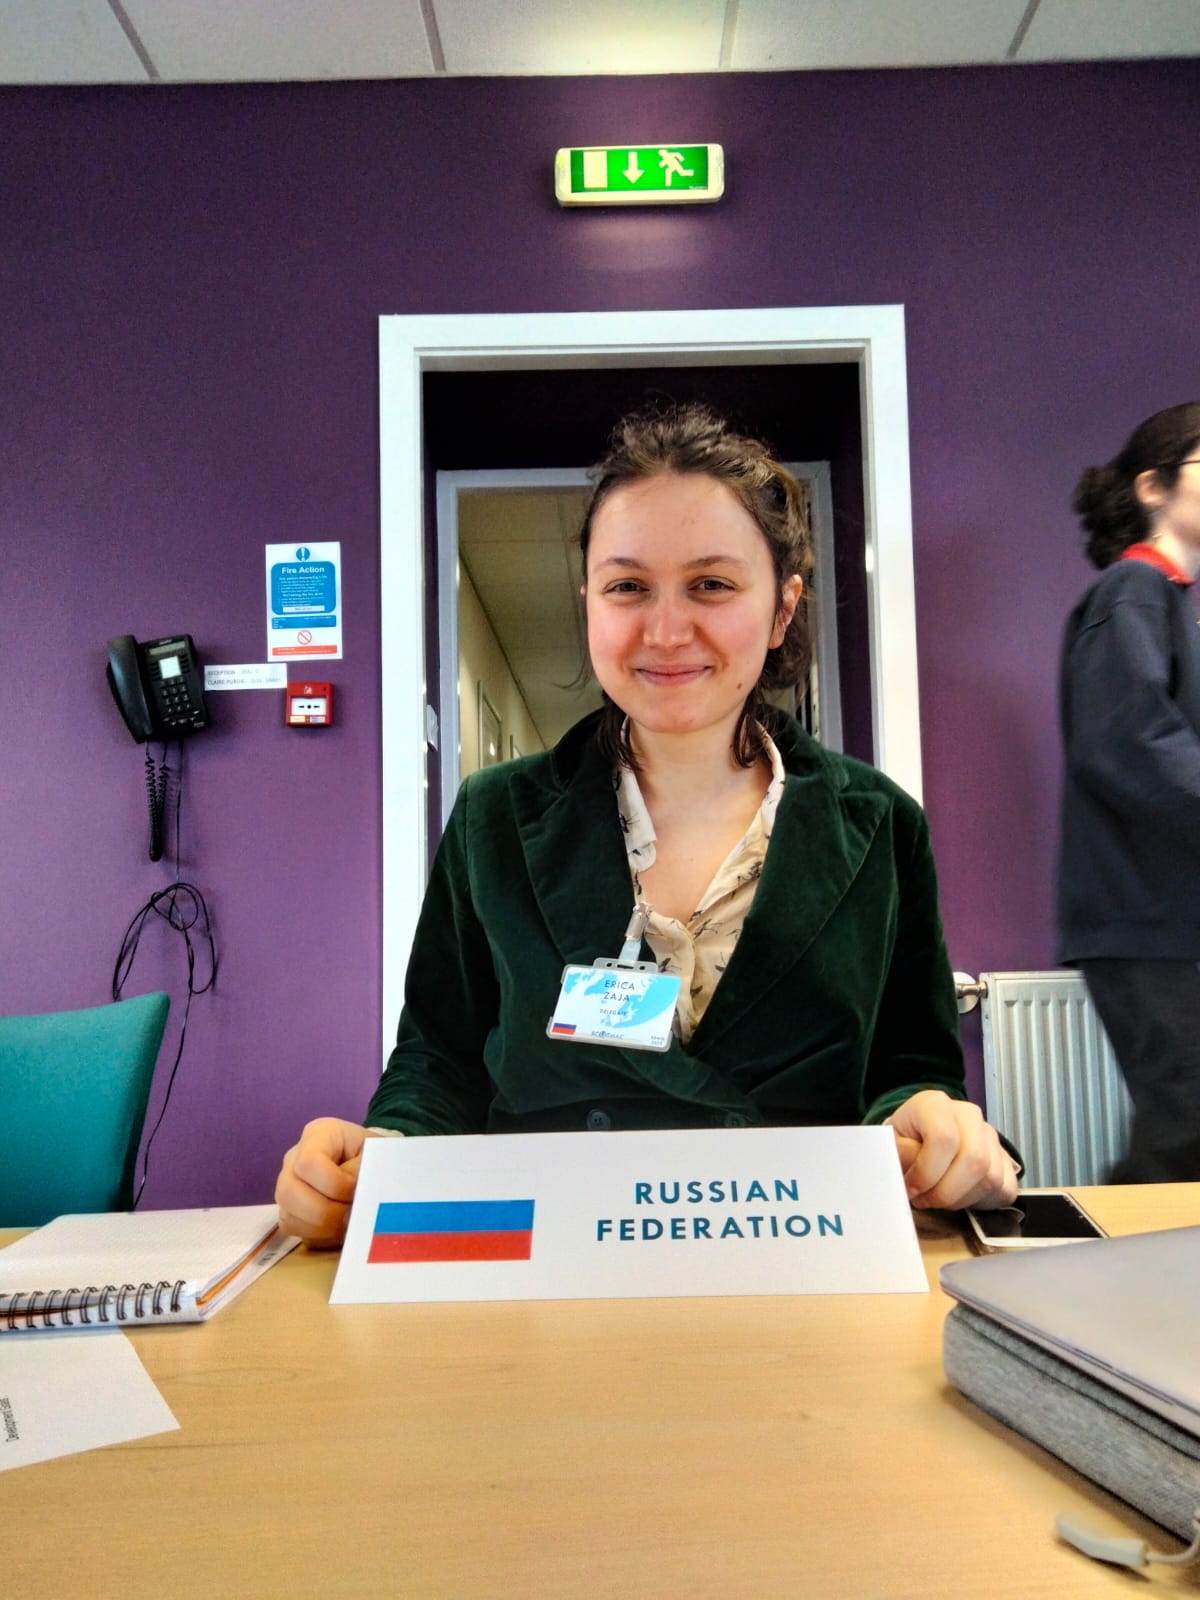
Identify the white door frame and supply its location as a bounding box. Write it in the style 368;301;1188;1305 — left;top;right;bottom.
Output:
379;306;919;1063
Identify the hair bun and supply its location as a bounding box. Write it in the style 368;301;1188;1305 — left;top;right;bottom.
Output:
1072;461;1143;568
1071;463;1116;528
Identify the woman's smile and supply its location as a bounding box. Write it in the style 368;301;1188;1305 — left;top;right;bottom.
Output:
635;662;712;685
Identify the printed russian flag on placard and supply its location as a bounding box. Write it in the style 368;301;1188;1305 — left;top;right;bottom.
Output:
368;1200;535;1264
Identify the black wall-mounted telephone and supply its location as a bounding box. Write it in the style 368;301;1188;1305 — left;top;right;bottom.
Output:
106;635;209;743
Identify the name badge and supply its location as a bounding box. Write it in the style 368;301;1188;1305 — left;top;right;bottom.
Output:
547;963;681;1052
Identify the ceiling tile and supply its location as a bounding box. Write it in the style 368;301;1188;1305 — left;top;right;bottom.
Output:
435;0;727;75
0;0;146;83
524;650;583;676
466;549;574;590
6;0;1200;85
488;609;579;646
734;0;1030;70
1018;0;1200;60
122;0;435;82
459;489;584;543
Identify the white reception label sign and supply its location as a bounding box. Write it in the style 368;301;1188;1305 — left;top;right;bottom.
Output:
204;663;288;691
330;1126;927;1305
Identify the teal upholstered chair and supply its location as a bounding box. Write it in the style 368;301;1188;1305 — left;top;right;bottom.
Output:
0;992;170;1226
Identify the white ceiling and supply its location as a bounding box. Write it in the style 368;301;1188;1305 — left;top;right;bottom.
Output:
3;0;1200;85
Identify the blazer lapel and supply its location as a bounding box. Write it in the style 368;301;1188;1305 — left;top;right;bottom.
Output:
509;728;765;1113
510;734;633;968
687;755;889;1059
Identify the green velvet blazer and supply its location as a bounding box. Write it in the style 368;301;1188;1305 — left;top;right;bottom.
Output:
366;711;967;1135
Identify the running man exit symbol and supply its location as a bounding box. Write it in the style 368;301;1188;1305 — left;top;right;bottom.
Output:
555;144;724;206
659;149;693;186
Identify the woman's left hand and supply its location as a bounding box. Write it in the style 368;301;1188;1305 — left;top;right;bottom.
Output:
886;1090;1020;1211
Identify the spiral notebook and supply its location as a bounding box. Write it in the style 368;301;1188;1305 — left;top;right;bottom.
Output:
0;1204;300;1330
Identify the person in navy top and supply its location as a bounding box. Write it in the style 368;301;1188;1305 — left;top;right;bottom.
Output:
1057;401;1200;1180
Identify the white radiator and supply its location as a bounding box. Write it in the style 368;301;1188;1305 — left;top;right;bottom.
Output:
979;971;1133;1187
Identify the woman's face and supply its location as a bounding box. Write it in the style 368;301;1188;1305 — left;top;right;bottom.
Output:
1161;454;1200;549
583;471;801;744
1138;449;1200;550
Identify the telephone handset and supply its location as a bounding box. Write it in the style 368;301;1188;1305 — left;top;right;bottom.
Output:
106;635;209;743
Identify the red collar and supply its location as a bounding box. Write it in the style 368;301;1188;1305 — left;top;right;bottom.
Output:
1120;543;1193;586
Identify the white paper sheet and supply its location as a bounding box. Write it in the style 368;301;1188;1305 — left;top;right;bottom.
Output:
0;1330;179;1471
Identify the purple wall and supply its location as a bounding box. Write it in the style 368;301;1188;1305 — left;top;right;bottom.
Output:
4;64;1198;1205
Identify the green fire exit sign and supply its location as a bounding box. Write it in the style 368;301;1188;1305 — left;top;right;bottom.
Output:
555;144;724;206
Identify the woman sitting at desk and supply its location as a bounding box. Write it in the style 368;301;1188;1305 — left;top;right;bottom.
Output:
276;405;1018;1245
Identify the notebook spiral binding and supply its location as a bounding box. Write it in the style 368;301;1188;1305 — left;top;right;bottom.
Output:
1;1280;186;1330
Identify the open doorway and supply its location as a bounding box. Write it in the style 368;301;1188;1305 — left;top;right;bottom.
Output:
423;361;866;831
435;468;596;830
379;306;919;1062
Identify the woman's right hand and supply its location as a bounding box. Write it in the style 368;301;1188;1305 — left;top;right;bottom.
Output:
275;1117;371;1247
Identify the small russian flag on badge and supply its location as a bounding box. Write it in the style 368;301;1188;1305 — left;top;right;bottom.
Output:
368;1200;535;1264
550;1021;577;1035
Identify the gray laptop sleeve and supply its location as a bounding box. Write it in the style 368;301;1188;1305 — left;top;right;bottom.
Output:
944;1303;1200;1540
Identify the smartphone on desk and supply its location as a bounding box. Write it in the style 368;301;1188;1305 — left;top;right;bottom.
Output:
964;1188;1107;1252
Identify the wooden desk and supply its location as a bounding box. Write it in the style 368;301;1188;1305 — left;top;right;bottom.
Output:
2;1186;1198;1598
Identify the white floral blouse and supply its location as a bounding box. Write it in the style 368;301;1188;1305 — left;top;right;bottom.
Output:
614;730;786;1044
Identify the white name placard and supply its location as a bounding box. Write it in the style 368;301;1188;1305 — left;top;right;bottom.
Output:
330;1126;927;1304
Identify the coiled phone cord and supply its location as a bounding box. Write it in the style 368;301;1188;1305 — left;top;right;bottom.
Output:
144;744;169;863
